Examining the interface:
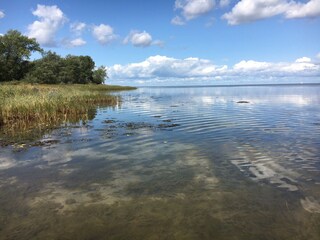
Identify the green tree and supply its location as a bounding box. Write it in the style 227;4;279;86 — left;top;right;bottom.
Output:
25;51;63;84
26;52;97;84
92;66;107;84
78;56;95;84
62;55;81;84
61;55;95;84
0;30;43;82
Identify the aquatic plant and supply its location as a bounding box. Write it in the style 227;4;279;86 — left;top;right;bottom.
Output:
0;84;136;129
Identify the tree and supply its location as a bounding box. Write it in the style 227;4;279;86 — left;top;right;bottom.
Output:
25;51;63;84
78;56;95;83
63;55;95;84
62;55;81;84
92;66;107;84
0;30;107;84
0;29;104;84
0;30;43;82
26;52;97;84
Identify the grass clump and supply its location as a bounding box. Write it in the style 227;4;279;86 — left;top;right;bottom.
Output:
0;84;136;128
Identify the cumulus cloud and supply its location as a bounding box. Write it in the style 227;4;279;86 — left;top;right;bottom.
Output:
70;22;86;35
172;0;215;24
62;37;86;48
124;31;152;47
124;30;163;48
27;5;67;46
233;60;271;71
108;55;227;79
232;58;319;75
223;0;320;25
69;38;86;47
285;0;320;19
92;24;117;45
295;57;312;63
316;53;320;59
0;10;5;19
108;55;320;82
175;0;215;20
223;0;290;25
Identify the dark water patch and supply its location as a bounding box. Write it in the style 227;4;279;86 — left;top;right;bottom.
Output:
158;123;180;128
102;119;116;124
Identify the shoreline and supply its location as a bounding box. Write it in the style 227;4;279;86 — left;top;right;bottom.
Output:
137;82;320;88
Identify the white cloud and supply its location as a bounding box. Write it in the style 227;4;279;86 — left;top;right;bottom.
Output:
232;58;319;75
316;53;320;59
70;22;86;35
62;37;86;48
295;57;312;63
0;10;5;19
124;31;152;47
285;0;320;19
108;55;227;79
173;0;215;24
69;38;86;47
233;60;271;71
27;5;67;46
108;55;320;82
222;0;291;25
223;0;320;25
92;24;117;45
171;16;186;25
124;30;163;48
176;0;215;20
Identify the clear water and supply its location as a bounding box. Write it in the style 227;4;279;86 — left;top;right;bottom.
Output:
0;85;320;239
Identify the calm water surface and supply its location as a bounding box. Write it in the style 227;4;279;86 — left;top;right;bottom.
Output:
0;85;320;239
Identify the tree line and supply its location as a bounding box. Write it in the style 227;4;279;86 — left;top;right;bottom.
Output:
0;30;107;84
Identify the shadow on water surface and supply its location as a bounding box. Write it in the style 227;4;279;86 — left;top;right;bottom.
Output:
0;85;320;239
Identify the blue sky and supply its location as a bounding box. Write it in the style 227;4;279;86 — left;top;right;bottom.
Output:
1;0;320;86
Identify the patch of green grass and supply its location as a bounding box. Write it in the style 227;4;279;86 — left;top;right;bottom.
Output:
0;83;136;128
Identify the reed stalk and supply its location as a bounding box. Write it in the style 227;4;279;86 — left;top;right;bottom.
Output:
0;84;136;129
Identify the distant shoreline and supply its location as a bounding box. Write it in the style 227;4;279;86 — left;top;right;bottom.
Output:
139;83;320;88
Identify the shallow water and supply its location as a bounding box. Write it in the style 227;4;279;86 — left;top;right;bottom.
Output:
0;85;320;239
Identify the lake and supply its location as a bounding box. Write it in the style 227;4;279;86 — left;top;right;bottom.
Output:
0;85;320;239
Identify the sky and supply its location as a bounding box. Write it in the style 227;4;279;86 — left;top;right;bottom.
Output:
1;0;320;86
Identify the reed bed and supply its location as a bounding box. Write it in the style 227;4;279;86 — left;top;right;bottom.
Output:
0;84;135;128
